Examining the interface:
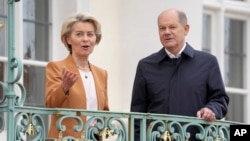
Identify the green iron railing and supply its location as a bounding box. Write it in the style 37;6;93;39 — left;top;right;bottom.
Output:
0;0;243;141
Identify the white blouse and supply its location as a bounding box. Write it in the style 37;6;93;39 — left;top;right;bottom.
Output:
79;69;98;111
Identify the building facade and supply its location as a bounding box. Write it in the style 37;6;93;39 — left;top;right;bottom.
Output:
0;1;250;139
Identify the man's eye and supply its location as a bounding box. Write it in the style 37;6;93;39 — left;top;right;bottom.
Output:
169;26;176;29
159;27;166;31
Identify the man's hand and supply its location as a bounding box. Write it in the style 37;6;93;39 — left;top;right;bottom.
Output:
197;107;216;122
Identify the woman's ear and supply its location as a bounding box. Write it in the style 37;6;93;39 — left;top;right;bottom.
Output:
66;36;71;45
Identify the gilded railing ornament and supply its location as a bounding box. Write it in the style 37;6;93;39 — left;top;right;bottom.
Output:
100;127;115;139
160;130;172;141
0;23;3;29
26;122;36;135
58;131;63;140
25;114;36;135
215;135;222;141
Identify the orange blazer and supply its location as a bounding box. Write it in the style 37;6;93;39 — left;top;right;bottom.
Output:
45;54;109;139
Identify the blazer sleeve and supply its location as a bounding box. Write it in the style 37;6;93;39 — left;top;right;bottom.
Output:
45;62;67;108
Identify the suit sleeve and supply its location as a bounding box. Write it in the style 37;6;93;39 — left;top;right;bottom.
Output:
205;57;229;119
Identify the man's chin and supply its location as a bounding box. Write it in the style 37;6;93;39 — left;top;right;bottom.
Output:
164;45;176;49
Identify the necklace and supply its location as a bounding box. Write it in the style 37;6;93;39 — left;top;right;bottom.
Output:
77;65;90;79
84;73;88;79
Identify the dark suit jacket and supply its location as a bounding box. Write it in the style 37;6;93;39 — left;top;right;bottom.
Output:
45;54;109;139
130;43;229;141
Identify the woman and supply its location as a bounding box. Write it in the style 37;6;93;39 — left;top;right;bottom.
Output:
45;12;109;139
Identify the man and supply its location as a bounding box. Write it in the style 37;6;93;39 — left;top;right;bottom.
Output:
130;8;229;141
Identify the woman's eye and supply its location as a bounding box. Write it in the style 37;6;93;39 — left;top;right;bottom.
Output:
87;33;94;37
76;33;83;37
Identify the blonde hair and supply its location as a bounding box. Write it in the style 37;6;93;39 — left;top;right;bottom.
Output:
61;12;102;53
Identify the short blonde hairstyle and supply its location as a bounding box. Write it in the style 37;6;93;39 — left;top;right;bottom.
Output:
61;12;102;52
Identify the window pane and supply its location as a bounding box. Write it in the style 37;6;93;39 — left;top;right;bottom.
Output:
0;18;7;56
224;18;245;88
202;13;212;53
23;65;45;107
226;94;244;122
0;0;5;14
0;0;7;57
23;0;51;61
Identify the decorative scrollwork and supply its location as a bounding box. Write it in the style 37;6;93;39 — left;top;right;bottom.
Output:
214;126;229;141
8;57;23;84
15;112;45;141
105;117;126;140
83;116;126;140
168;121;185;140
147;120;169;141
56;115;84;140
0;82;7;104
0;82;26;106
204;124;217;141
182;122;205;140
14;82;27;106
57;115;83;133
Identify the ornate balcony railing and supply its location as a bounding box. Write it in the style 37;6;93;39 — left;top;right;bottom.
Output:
0;0;244;141
0;105;243;141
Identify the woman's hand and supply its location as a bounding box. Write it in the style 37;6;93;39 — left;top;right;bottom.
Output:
61;66;78;93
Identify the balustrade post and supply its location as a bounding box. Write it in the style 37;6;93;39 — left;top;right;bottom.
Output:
6;0;20;140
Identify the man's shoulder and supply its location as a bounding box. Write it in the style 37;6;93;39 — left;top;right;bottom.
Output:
139;48;165;63
194;49;217;60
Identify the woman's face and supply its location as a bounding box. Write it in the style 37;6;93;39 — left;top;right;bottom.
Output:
66;21;97;57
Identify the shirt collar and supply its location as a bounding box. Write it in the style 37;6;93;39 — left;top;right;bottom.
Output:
165;43;186;59
156;42;195;63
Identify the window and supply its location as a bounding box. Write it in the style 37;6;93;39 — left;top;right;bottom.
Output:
23;0;51;62
22;0;52;139
0;0;7;56
202;13;212;52
0;0;7;104
203;1;249;123
22;0;51;107
224;18;246;89
224;17;246;123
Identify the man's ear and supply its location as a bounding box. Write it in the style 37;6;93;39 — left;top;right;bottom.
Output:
184;24;190;36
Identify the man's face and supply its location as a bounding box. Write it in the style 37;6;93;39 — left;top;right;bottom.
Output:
158;11;189;52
